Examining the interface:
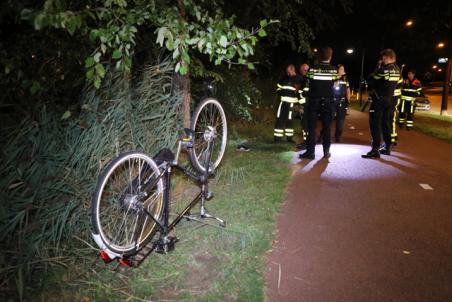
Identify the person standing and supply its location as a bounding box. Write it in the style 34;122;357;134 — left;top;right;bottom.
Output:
399;70;422;130
390;64;404;146
362;49;401;158
300;47;338;159
296;63;310;148
332;64;351;142
274;64;300;142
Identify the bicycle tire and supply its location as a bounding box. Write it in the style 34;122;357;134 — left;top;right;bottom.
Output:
91;151;164;256
188;98;227;174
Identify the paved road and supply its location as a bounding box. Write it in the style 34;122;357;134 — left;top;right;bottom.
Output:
266;109;452;302
424;87;451;114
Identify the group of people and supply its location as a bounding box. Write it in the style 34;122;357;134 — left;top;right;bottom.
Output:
273;47;422;159
273;47;350;159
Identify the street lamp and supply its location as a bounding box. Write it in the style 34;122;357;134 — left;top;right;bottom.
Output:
437;42;445;48
405;20;414;27
346;47;365;105
432;65;438;69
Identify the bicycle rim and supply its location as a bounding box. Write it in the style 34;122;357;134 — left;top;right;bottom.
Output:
92;152;164;255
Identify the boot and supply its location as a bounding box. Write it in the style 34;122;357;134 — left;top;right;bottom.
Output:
361;148;380;159
323;148;331;159
299;151;315;159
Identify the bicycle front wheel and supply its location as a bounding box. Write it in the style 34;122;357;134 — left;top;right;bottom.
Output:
189;98;227;174
91;151;164;255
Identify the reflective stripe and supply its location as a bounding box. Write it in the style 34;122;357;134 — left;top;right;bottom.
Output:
401;95;415;101
277;84;297;91
288;110;293;120
281;96;298;103
274;132;284;137
276;102;282;118
313;75;335;80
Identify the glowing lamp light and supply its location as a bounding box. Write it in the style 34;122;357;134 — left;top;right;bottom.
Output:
405;20;414;27
346;48;354;54
438;68;443;72
432;65;438;69
313;48;318;53
437;42;445;48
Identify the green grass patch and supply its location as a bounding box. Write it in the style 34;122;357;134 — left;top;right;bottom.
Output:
414;112;452;143
36;121;293;301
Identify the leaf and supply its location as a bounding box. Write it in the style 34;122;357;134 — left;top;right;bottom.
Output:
247;63;255;70
219;35;228;47
258;29;267;37
112;49;122;59
61;110;71;120
93;52;101;63
95;63;105;78
179;64;188;75
94;78;101;89
259;19;268;27
156;27;167;46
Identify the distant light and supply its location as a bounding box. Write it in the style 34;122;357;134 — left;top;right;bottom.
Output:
405;20;414;27
437;42;445;48
346;48;354;54
438;57;448;63
432;65;438;69
438;68;442;72
313;48;318;53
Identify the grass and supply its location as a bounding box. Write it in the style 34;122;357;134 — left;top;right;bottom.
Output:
349;100;452;143
35;121;293;301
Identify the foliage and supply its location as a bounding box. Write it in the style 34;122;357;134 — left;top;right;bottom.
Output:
0;60;182;300
24;0;275;88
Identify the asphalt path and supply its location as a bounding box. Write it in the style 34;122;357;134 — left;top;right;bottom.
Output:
266;109;452;302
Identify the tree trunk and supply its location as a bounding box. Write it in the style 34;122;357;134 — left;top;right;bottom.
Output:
176;0;191;128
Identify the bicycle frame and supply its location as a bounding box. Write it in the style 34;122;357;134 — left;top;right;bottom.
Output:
138;129;222;252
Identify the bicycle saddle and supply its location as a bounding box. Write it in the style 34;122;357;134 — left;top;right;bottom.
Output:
154;148;175;163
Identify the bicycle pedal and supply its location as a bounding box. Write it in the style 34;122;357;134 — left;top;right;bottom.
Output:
155;236;178;254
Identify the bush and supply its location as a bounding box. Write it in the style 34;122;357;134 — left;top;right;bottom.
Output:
0;60;182;300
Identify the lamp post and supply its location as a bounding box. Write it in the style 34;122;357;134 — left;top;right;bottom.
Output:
346;48;365;106
437;42;450;115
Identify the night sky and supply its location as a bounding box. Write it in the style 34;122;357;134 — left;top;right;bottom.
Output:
269;0;451;88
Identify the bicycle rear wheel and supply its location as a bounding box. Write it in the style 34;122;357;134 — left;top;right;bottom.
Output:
189;98;227;174
91;151;164;256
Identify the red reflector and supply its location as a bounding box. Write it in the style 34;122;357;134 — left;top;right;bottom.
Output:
100;250;113;263
118;258;133;267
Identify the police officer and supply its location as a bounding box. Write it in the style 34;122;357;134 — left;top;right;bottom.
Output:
274;64;300;142
362;49;401;158
333;64;351;142
300;47;338;159
399;69;422;130
296;63;310;148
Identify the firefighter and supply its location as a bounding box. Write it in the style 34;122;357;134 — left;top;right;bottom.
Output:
333;64;351;142
399;70;422;130
296;63;310;149
299;47;338;159
362;49;401;158
390;64;404;146
274;64;299;142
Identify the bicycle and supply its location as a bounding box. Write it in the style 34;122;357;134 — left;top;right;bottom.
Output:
91;98;227;267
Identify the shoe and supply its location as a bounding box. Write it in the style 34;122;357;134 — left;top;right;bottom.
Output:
361;149;380;159
380;148;390;155
236;145;250;152
299;152;315;159
296;142;307;150
323;152;331;159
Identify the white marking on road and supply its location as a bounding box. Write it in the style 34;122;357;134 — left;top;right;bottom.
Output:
403;250;411;255
349;126;355;130
419;183;434;190
358;132;363;136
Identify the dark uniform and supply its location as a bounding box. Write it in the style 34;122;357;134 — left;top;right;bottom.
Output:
332;75;350;142
366;62;401;153
274;75;300;140
302;62;338;157
399;78;422;129
297;75;309;143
